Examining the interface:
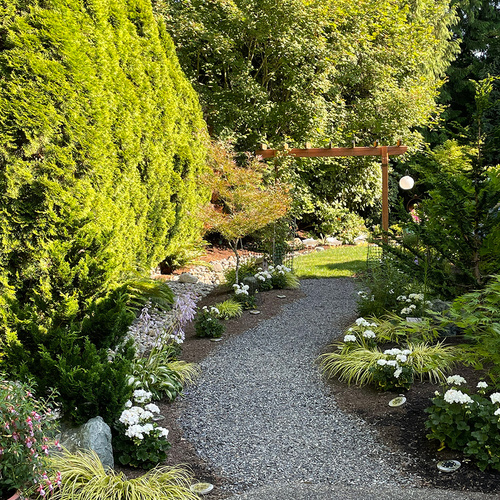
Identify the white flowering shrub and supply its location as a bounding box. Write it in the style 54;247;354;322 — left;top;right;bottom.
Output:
232;283;257;309
254;268;273;291
340;317;379;350
370;348;414;391
113;390;171;468
397;293;432;317
194;305;225;338
425;377;500;471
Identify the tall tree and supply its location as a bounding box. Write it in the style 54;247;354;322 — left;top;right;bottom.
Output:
157;0;459;228
437;0;500;164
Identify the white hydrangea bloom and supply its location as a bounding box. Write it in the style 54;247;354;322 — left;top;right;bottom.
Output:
494;408;500;416
396;354;407;363
477;381;488;389
377;359;387;366
444;389;473;405
446;375;467;386
386;360;398;367
490;393;500;404
384;348;402;356
133;389;153;403
145;403;160;414
124;400;132;409
343;334;357;343
363;330;376;339
157;427;169;439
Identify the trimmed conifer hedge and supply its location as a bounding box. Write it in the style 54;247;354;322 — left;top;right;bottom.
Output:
0;0;209;422
0;0;209;334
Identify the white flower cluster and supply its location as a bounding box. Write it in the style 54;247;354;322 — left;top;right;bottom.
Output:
477;381;489;389
118;390;169;442
376;348;412;379
233;283;249;296
201;305;219;320
446;375;467;386
490;393;500;405
355;317;377;328
363;329;376;339
397;293;431;317
357;290;374;301
269;264;291;275
255;269;272;282
444;389;473;405
343;334;357;343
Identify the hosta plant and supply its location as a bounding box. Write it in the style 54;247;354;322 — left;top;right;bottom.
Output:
113;390;171;469
425;377;500;471
48;449;198;500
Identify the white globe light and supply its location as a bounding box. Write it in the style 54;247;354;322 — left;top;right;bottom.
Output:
399;175;414;190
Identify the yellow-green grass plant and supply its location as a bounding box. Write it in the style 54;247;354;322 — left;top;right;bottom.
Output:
282;271;300;289
167;360;201;386
49;449;198;500
319;342;457;387
373;314;441;344
294;245;368;279
214;299;243;319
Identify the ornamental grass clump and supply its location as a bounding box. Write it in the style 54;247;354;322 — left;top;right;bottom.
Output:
113;390;171;469
49;449;198;500
0;377;61;498
320;316;457;390
214;299;243;319
425;377;500;471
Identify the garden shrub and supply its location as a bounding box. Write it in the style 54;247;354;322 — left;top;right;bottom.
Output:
314;202;366;245
224;261;260;287
426;377;500;471
0;0;209;422
195;306;225;338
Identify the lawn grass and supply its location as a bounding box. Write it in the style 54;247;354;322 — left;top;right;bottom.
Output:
293;245;368;279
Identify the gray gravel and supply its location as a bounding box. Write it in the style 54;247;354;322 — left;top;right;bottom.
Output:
180;279;423;495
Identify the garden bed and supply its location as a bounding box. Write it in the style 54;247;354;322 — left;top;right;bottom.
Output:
118;283;500;497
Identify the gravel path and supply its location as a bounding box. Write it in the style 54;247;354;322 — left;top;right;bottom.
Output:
180;279;419;495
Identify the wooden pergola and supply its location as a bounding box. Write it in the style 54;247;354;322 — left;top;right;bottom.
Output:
255;143;408;235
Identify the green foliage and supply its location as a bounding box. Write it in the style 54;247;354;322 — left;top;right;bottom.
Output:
224;260;260;287
49;449;198;499
124;279;175;316
442;276;500;385
160;0;458;226
128;357;183;403
357;255;414;316
0;0;209;351
214;299;243;319
195;306;225;338
425;379;500;471
313;203;367;245
386;81;500;298
269;265;300;290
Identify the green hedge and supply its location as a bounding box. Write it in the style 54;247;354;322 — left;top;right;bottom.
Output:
0;0;209;336
0;0;209;423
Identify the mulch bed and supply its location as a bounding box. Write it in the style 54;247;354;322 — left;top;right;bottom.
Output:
119;282;500;497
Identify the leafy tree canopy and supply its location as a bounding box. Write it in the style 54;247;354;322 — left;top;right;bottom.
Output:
157;0;459;227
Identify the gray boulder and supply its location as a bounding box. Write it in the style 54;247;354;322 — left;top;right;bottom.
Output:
242;276;259;296
179;272;198;283
59;416;114;468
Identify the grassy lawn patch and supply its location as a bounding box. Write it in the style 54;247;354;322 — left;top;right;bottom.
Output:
294;245;368;279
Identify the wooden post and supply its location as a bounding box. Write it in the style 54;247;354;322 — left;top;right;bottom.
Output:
381;146;389;242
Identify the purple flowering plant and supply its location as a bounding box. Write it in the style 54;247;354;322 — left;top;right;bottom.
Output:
0;377;61;498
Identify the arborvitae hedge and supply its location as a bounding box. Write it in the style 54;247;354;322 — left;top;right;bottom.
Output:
0;0;209;338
